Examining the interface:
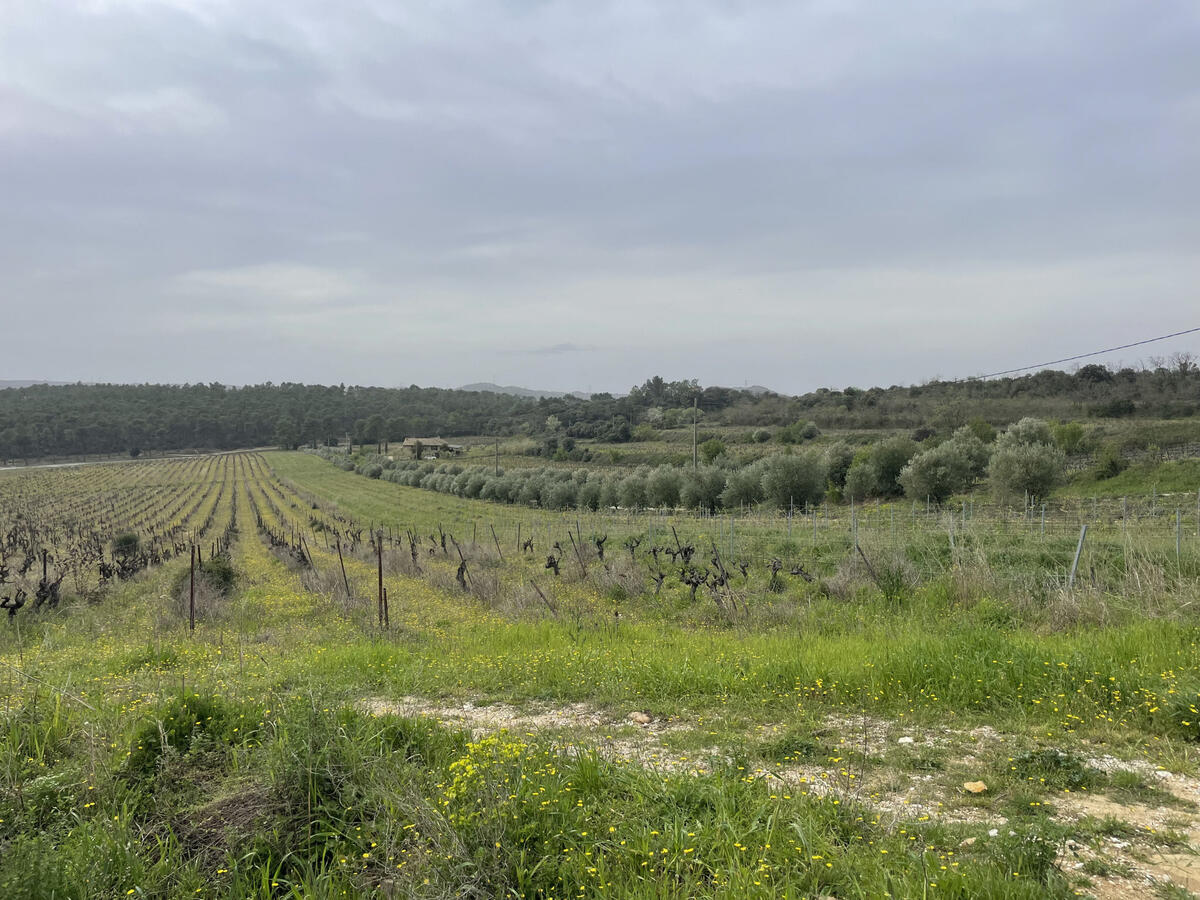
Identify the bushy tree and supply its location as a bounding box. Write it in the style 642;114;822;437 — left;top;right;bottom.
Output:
988;443;1065;503
1000;417;1055;448
949;425;990;478
680;466;727;512
599;477;621;509
761;452;826;509
822;442;855;490
987;417;1065;503
699;438;726;464
869;437;919;497
776;420;819;444
577;478;603;510
646;466;682;508
964;417;996;444
899;439;978;503
720;462;765;508
618;470;649;509
843;459;878;501
517;474;544;505
545;478;578;510
273;415;300;450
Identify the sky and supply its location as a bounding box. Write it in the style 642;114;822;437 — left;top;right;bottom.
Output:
2;0;1198;395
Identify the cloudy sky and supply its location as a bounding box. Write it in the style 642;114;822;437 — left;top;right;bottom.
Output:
2;1;1198;394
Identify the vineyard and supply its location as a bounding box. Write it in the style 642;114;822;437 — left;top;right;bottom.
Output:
1;452;1198;898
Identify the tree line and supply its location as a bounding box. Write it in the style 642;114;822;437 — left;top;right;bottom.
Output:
1;358;1196;462
318;416;1069;512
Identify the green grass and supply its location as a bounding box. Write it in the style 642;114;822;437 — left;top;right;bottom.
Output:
1064;458;1200;498
0;452;1197;897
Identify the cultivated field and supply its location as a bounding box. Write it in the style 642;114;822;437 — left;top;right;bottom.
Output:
1;451;1198;898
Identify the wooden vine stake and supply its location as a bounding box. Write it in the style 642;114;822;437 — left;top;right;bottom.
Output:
376;531;384;629
335;537;352;601
189;544;196;633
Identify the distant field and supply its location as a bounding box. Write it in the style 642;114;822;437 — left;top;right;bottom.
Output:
1;451;1198;897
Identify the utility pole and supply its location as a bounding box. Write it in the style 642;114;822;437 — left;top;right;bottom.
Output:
692;396;698;470
495;438;500;476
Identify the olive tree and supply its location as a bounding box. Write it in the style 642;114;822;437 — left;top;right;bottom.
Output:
988;441;1065;503
983;417;1065;504
680;466;727;512
899;438;978;504
761;452;826;509
720;462;766;508
843;458;878;502
647;465;683;508
844;437;919;500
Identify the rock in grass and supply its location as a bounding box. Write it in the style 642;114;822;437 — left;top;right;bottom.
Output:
963;780;988;794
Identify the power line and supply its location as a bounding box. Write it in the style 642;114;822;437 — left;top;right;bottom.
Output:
975;325;1200;380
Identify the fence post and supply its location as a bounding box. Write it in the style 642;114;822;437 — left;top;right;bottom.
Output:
1068;525;1088;589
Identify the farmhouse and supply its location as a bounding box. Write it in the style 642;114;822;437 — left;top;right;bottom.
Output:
400;437;463;458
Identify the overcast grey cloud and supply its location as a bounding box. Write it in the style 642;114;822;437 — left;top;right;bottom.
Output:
2;0;1197;392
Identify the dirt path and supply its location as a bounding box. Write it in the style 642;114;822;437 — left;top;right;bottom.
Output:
363;695;1200;898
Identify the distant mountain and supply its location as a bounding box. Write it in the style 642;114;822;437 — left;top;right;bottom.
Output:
0;380;74;389
459;382;591;400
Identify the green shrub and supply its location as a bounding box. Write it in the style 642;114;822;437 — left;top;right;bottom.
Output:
618;471;649;509
720;463;765;508
1007;748;1098;791
699;438;726;464
870;437;920;496
843;460;877;501
200;554;236;594
1052;421;1087;454
777;420;818;444
125;692;244;780
1093;442;1129;480
112;532;140;558
631;424;659;442
985;827;1061;884
1164;683;1200;741
899;437;978;503
822;442;854;489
